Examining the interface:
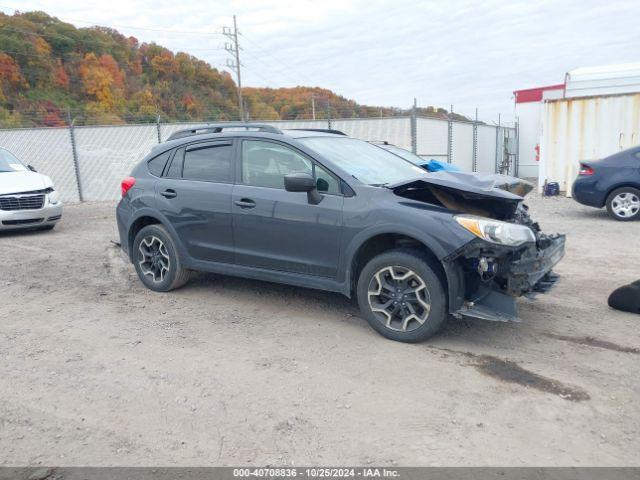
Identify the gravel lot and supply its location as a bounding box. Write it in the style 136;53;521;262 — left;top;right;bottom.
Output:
1;193;639;466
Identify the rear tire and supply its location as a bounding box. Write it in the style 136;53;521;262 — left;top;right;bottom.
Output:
606;187;640;221
132;224;191;292
356;249;447;343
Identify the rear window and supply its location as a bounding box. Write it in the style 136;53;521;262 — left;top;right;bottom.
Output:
147;150;172;177
182;143;232;182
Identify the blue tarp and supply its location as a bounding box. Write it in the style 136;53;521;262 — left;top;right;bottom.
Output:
423;159;461;172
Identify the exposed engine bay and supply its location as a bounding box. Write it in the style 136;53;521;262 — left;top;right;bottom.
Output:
389;172;566;323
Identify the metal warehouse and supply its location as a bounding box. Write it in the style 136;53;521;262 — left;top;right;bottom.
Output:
515;62;640;194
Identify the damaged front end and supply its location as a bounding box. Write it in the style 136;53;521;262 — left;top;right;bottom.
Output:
390;173;565;323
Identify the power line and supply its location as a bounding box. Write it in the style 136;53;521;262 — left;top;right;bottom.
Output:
240;48;306;86
0;4;225;36
239;32;315;85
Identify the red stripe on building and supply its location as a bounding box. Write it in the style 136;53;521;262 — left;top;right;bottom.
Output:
514;84;565;103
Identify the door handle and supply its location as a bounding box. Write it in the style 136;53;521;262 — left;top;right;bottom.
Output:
160;189;177;199
234;198;256;209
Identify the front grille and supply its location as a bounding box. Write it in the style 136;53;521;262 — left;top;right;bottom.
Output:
2;218;44;226
0;194;45;211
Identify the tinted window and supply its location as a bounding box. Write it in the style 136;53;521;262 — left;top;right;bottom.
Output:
147;150;172;177
242;140;340;193
165;148;184;178
314;164;340;194
182;144;232;182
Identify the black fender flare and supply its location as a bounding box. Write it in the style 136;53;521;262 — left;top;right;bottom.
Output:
342;224;464;311
125;208;188;262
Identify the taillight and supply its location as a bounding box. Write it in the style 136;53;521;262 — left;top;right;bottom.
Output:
121;177;136;197
579;164;594;176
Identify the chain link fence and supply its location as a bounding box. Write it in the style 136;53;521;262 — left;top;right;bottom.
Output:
0;117;517;203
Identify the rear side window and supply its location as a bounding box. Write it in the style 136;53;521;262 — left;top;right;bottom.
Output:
147;150;172;177
182;143;233;182
165;148;184;178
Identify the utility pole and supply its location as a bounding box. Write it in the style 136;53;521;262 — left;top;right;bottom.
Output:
311;94;316;120
411;98;417;155
224;15;244;121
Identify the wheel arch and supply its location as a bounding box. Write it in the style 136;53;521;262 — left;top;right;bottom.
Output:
605;183;640;201
344;227;463;311
126;209;184;262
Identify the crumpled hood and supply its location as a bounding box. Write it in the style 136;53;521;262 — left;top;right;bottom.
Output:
389;172;525;201
388;172;527;220
0;171;52;195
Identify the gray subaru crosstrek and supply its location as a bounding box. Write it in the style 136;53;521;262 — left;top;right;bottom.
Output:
116;123;565;342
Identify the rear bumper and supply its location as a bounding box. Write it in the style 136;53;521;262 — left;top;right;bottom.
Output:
116;200;129;256
572;177;605;208
0;202;63;230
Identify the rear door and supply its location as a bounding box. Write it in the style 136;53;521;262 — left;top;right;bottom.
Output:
155;139;235;264
231;138;344;278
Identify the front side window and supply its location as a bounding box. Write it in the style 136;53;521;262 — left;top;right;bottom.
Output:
182;143;233;182
242;140;340;193
0;148;28;173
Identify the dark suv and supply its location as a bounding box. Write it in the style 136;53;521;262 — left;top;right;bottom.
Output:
116;123;565;342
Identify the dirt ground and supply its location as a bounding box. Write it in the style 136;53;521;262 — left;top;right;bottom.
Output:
1;193;639;466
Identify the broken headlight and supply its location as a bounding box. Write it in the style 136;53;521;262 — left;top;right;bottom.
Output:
48;189;60;205
455;215;535;247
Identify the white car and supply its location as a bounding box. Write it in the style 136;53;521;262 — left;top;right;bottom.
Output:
0;147;63;231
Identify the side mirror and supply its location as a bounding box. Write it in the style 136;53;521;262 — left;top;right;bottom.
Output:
27;164;37;172
284;173;323;205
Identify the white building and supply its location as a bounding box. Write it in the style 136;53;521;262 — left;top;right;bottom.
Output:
513;84;564;178
514;62;640;192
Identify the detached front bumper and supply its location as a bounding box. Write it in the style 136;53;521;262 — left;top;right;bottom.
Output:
506;234;566;296
450;234;566;323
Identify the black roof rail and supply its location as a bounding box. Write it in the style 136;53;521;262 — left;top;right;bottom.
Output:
166;123;282;141
288;128;347;136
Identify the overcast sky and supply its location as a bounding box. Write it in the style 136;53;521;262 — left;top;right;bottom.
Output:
2;0;639;122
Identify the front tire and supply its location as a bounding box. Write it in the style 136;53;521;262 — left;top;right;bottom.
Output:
606;187;640;221
356;249;447;343
133;224;191;292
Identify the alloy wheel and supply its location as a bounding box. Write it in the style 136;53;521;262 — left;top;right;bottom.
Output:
367;266;431;332
611;192;640;219
138;235;170;283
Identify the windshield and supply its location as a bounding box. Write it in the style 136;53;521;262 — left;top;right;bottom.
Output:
298;137;427;186
380;144;426;165
0;148;28;173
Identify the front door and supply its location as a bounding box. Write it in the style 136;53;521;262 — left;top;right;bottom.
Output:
232;139;344;278
156;140;235;263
